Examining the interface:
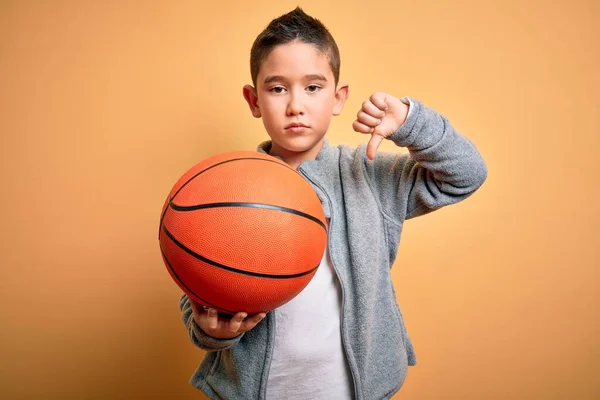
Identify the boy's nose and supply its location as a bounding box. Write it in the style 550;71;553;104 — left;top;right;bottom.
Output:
286;94;304;116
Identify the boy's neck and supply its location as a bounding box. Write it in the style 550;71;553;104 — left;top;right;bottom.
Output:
269;139;324;170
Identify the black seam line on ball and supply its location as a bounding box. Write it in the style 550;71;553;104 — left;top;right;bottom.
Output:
172;157;295;204
161;224;320;279
169;201;327;231
159;244;237;314
159;157;296;239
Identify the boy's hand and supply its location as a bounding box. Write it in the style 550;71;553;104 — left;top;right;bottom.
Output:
353;92;410;160
190;300;267;340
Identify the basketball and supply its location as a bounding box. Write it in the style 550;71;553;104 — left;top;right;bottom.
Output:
158;151;327;315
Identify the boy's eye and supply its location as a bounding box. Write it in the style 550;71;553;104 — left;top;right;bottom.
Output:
269;86;286;94
306;84;321;93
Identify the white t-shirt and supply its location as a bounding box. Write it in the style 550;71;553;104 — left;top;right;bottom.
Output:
266;241;353;399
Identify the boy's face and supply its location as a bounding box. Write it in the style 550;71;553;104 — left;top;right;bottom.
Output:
244;41;348;160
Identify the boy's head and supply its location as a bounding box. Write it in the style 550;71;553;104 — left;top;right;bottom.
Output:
243;8;349;164
249;7;341;87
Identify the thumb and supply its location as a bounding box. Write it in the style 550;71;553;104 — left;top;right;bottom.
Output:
366;134;384;160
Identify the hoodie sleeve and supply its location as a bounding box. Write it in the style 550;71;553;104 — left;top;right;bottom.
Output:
369;98;487;221
179;293;244;351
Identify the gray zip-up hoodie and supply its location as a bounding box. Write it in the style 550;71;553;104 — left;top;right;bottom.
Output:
179;98;488;399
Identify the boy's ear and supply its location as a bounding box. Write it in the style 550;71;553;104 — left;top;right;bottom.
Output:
243;85;261;118
333;82;349;116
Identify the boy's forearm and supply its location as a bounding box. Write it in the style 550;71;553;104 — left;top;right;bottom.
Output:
391;98;488;194
369;98;487;220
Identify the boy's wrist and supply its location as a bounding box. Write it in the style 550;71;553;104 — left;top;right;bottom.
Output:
395;96;411;130
388;97;421;148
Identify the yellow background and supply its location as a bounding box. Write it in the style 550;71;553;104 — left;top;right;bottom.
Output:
1;0;598;398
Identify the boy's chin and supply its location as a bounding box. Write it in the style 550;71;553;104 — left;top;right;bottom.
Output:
270;137;325;154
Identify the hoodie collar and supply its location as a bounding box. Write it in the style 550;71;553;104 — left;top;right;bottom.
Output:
256;139;339;218
256;138;337;167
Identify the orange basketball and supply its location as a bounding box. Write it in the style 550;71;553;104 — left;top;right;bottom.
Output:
158;151;327;315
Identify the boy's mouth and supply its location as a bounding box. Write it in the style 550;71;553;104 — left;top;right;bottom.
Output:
285;122;308;129
285;123;309;134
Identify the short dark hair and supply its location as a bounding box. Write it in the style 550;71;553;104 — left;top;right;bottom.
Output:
250;7;341;86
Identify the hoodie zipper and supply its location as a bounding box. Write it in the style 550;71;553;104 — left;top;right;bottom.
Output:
297;167;360;400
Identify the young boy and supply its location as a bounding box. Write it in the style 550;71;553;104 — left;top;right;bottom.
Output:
179;7;487;399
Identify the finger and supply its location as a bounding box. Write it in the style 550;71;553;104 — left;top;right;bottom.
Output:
353;120;375;134
367;134;385;160
207;308;219;330
227;312;248;332
356;110;381;127
190;301;207;327
241;313;267;331
362;99;386;118
369;92;389;112
189;300;203;316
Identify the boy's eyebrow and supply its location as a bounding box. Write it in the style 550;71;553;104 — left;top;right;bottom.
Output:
263;74;329;84
264;75;284;84
305;74;328;82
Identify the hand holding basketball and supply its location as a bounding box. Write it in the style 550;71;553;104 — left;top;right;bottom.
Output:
352;92;410;160
190;300;266;339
